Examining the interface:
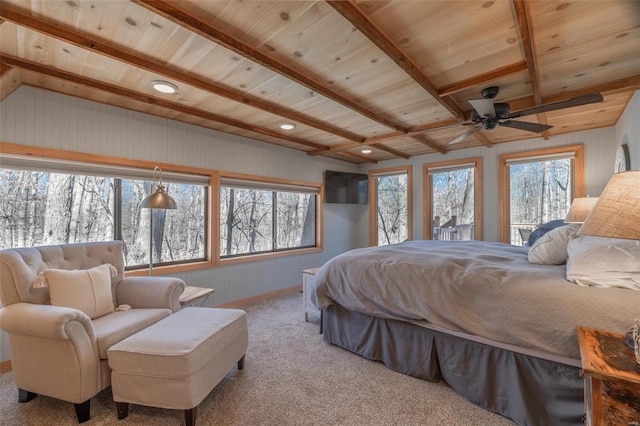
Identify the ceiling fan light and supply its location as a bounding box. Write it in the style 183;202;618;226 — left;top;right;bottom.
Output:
151;80;179;94
361;149;372;154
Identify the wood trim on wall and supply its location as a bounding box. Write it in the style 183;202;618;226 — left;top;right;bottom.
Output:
0;142;324;272
498;144;585;243
368;165;413;246
214;284;301;308
0;360;11;373
422;157;483;241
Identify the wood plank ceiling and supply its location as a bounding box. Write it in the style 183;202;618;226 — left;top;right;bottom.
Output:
1;0;638;164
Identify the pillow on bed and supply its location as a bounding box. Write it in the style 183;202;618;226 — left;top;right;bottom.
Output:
566;236;640;290
528;224;579;265
36;264;116;318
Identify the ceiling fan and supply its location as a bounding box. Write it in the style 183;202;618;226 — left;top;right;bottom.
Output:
448;87;604;145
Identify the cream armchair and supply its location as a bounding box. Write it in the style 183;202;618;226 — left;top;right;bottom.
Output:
0;241;185;423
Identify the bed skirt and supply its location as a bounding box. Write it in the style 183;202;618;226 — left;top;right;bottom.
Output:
322;304;584;426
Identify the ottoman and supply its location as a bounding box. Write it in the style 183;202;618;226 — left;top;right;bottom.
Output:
107;307;248;426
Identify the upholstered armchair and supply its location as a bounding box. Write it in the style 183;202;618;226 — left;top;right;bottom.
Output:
0;241;185;423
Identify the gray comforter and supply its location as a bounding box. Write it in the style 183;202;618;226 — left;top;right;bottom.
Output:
312;240;640;360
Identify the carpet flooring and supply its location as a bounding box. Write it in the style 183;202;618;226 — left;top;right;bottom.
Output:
0;291;515;425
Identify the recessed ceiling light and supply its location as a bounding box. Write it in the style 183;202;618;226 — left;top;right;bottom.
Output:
361;149;372;154
279;123;296;130
151;80;178;94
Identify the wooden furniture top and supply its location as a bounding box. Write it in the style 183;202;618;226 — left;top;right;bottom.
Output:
576;326;640;386
303;267;321;275
180;286;216;305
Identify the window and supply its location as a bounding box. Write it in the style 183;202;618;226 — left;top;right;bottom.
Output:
219;174;321;261
423;158;482;241
0;148;210;272
369;166;412;246
499;145;585;244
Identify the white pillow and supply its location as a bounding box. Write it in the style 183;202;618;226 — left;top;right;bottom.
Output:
566;236;640;290
528;224;579;265
39;264;116;319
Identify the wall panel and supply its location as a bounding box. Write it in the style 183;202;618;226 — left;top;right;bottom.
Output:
0;86;362;362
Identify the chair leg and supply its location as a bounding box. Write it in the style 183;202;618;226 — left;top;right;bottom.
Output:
185;406;197;426
18;388;37;403
74;399;91;423
116;402;129;420
237;355;245;370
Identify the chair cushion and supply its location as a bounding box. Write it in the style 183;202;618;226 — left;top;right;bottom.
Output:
93;308;172;359
41;264;115;319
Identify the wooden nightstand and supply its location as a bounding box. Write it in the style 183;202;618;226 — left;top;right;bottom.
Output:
576;326;640;426
302;267;321;322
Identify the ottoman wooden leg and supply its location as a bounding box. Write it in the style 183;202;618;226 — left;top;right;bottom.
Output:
238;354;245;370
116;402;129;420
185;406;197;426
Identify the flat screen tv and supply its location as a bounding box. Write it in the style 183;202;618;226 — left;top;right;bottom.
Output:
324;170;368;204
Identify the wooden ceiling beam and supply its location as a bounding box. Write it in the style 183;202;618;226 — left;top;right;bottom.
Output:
506;76;640;112
474;132;494;148
542;75;640;103
132;0;406;134
307;118;462;156
512;0;542;105
411;135;447;155
438;62;528;97
339;151;378;164
0;64;11;78
369;143;411;160
1;54;335;153
327;1;465;122
0;2;364;144
511;0;549;138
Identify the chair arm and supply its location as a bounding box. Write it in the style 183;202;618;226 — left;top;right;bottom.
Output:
117;276;185;312
0;302;96;342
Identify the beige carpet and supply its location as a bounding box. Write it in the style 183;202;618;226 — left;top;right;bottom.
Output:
0;292;515;425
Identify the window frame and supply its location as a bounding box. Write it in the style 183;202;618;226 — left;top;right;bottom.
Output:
368;165;413;246
0;142;216;276
498;144;585;243
216;171;323;266
423;157;483;241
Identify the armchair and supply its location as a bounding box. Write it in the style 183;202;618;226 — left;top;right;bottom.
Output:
0;241;185;423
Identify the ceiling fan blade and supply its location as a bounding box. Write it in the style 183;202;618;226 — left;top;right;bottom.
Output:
500;120;553;133
469;99;496;118
511;93;604;118
448;126;482;145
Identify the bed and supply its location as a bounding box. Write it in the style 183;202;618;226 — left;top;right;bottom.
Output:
312;239;640;426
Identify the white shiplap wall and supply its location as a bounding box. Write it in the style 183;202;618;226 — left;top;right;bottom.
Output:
1;86;638;363
615;90;640;170
0;86;363;362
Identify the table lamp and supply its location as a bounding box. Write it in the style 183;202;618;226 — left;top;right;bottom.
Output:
578;170;640;240
565;197;599;224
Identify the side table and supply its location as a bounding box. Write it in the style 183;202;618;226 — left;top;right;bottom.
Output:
180;286;215;308
576;326;640;426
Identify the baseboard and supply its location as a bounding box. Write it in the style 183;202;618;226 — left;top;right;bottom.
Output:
215;284;302;309
0;360;11;373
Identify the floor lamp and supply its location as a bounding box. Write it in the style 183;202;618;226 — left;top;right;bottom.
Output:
140;167;177;276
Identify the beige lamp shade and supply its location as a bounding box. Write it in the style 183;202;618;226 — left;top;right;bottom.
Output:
565;197;599;223
578;170;640;240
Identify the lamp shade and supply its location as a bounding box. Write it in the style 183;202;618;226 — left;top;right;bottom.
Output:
140;184;177;210
578;171;640;240
565;197;599;223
